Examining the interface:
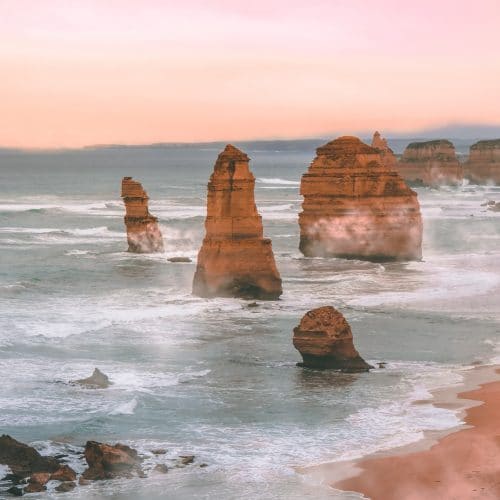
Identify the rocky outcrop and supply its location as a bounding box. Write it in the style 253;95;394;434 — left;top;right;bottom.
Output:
192;145;282;299
121;177;164;253
293;306;372;372
299;136;423;261
0;435;77;494
371;131;397;168
74;368;111;389
82;441;142;480
464;139;500;184
0;435;60;478
397;140;463;186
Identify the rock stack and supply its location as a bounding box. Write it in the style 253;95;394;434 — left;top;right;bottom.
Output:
192;145;282;299
293;306;372;372
121;177;164;253
464;139;500;184
398;140;463;186
299;136;423;261
371;131;397;168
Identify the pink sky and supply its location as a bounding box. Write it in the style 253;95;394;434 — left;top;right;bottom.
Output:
1;0;499;148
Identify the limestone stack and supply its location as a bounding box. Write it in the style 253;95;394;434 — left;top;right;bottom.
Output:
121;177;164;253
371;131;397;168
398;140;463;186
464;139;500;184
293;306;372;372
299;136;422;261
193;145;282;299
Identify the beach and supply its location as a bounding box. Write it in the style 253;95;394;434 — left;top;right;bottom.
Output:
321;366;500;499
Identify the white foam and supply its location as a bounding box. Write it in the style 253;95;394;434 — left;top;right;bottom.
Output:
256;177;300;186
109;398;138;415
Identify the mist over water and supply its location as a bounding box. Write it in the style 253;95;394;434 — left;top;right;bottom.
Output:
1;146;499;499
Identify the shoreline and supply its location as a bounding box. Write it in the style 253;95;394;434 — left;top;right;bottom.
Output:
299;363;500;499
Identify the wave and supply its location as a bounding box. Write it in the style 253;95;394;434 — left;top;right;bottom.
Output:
257;177;300;186
109;398;138;415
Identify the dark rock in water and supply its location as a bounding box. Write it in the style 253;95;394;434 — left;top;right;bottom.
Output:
199;463;208;468
153;464;169;474
0;435;60;477
82;441;142;481
377;362;387;369
53;454;68;460
55;481;76;493
480;200;496;207
75;368;110;388
488;202;500;212
6;486;24;497
3;473;27;484
78;477;91;486
167;257;192;263
293;307;372;372
246;302;259;308
50;464;76;482
150;449;167;455
179;455;195;465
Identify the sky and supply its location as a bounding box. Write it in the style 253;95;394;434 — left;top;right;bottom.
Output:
1;0;499;148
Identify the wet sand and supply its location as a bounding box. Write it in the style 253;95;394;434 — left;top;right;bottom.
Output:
332;367;500;499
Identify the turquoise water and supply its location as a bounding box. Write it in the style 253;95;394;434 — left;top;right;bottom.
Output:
0;145;499;498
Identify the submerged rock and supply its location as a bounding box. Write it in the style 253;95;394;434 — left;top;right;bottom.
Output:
193;145;282;299
24;472;50;493
74;368;111;389
6;486;24;496
167;257;192;263
293;306;372;372
398;139;463;186
299;136;422;261
50;465;76;482
464;139;500;185
55;481;76;493
179;455;195;465
153;464;169;474
82;441;142;480
121;177;164;253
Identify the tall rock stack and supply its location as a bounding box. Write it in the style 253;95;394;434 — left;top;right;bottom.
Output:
398;140;463;186
371;131;397;168
464;139;500;184
192;145;282;299
299;136;422;261
121;177;164;253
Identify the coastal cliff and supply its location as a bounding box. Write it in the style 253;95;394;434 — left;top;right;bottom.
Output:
121;177;164;253
299;136;423;261
398;139;463;186
192;145;282;299
464;139;500;184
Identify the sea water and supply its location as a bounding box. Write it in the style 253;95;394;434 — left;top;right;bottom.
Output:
0;143;499;499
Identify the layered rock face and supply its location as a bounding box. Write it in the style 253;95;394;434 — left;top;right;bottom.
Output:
299;136;423;261
371;131;397;168
398;140;463;186
293;306;371;372
464;139;500;184
193;145;282;299
121;177;164;253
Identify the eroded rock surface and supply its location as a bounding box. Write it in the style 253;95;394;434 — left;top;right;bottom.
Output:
299;136;422;261
82;441;142;480
293;306;372;372
193;145;282;299
398;139;463;186
371;131;397;168
121;177;164;253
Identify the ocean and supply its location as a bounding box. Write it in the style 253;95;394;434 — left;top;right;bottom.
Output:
0;142;499;499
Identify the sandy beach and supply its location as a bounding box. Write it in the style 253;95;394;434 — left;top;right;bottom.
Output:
330;367;500;499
